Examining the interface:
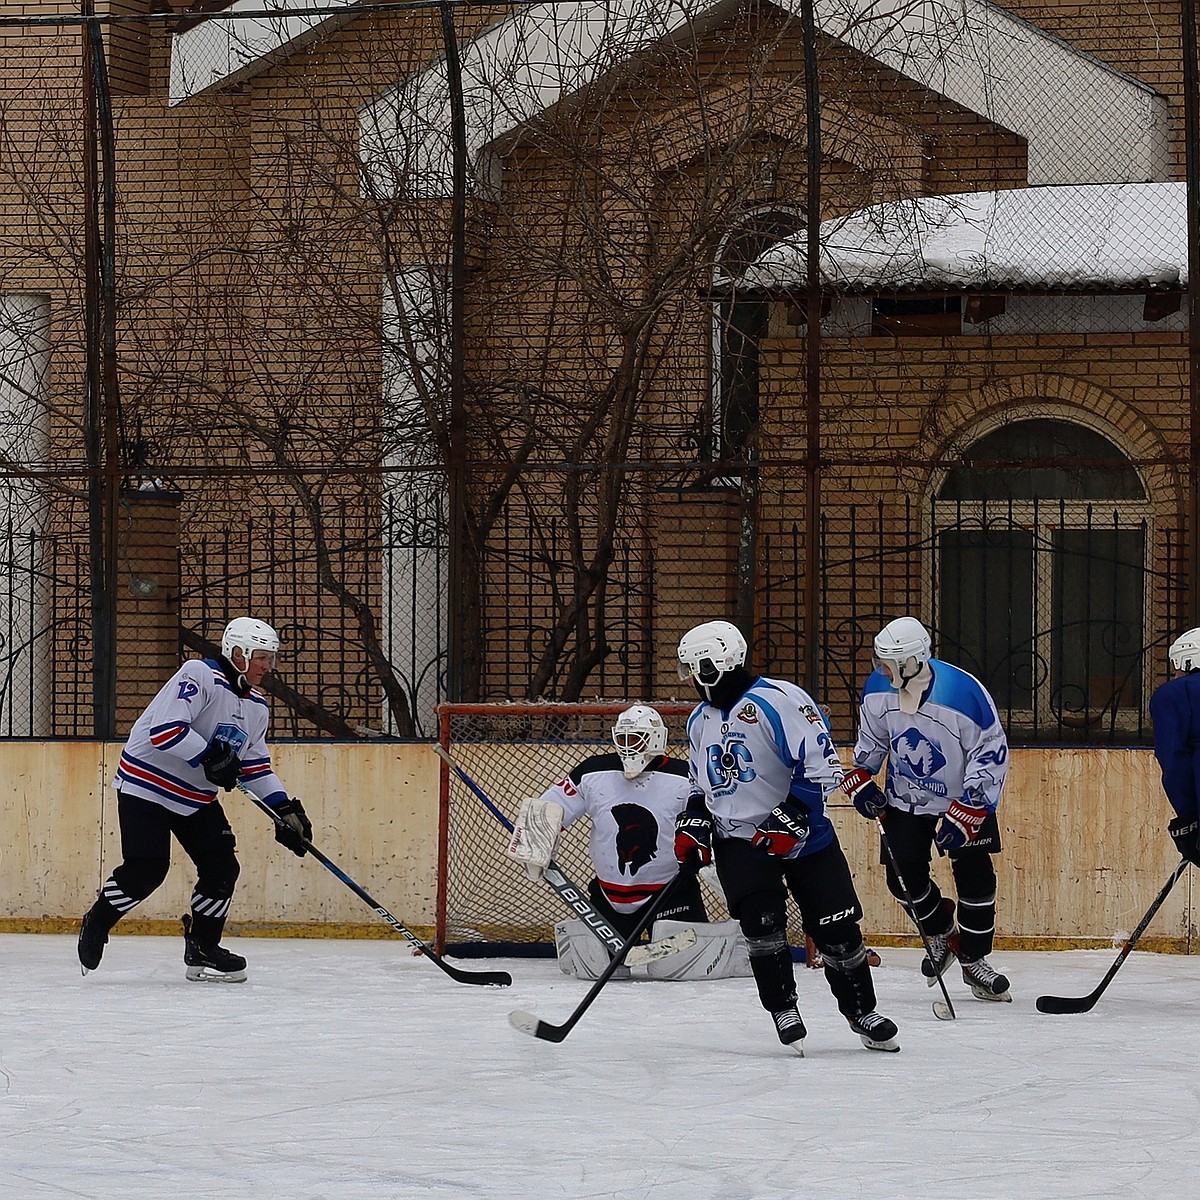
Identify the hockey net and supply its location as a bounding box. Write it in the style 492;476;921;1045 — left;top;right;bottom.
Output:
435;701;735;954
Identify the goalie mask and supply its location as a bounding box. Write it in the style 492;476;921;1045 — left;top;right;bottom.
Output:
1169;627;1200;672
221;617;280;670
611;704;668;778
677;620;748;699
873;617;931;688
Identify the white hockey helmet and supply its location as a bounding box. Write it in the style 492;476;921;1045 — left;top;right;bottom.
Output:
873;617;932;687
612;704;668;779
1168;627;1200;672
677;620;748;686
221;617;280;669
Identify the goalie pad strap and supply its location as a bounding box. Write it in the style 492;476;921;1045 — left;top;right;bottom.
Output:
643;919;753;981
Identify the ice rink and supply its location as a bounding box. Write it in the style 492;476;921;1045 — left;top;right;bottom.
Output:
1;933;1195;1199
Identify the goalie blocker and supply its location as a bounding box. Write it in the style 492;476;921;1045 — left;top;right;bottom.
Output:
556;917;752;981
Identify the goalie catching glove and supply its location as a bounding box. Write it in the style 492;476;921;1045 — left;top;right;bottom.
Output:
934;797;988;852
272;797;312;857
507;797;564;881
751;796;810;858
673;795;713;867
839;766;887;819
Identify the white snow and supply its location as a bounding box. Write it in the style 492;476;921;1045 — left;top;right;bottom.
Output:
2;934;1196;1198
741;182;1190;294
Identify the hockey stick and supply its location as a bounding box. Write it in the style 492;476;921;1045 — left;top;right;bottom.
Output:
237;783;511;988
877;817;956;1021
1035;859;1189;1015
508;862;701;1043
432;743;696;967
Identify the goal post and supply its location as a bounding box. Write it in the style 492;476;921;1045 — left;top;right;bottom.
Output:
435;701;706;955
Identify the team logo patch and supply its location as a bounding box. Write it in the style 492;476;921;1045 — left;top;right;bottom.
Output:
737;703;759;724
800;704;824;726
891;728;948;794
611;803;659;876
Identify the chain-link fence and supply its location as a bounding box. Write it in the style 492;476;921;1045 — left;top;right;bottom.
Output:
1;1;1198;745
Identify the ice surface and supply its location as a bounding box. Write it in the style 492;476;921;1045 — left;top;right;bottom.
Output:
2;935;1196;1199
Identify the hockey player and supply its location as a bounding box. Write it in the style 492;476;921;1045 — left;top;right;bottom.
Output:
76;617;312;982
674;619;898;1055
1149;627;1200;868
840;617;1012;1002
509;704;748;981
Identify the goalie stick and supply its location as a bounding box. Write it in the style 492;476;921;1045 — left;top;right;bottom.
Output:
237;783;511;988
508;862;701;1043
877;816;956;1021
1035;859;1189;1015
431;743;696;968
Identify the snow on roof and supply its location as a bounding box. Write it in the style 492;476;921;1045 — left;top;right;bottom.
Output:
739;182;1190;293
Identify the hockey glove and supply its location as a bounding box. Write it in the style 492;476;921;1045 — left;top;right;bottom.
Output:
934;798;989;852
272;797;312;857
751;797;810;858
674;795;714;868
839;766;887;820
198;737;241;791
1168;814;1200;867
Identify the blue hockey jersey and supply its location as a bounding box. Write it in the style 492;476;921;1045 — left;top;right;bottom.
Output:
1149;671;1200;822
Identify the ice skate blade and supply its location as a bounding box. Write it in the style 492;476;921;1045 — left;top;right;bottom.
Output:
186;964;247;983
858;1034;900;1052
970;984;1012;1003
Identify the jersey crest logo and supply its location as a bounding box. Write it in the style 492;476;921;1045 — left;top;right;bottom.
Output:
799;704;824;726
611;803;659;876
891;728;948;791
176;680;200;702
737;703;759;724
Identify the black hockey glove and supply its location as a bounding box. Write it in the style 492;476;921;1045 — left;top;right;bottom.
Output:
839;767;887;819
751;796;810;858
198;737;241;791
674;795;713;867
1168;814;1200;867
273;797;312;858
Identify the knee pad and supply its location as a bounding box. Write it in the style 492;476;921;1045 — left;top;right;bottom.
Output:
114;855;170;901
737;892;787;946
194;853;240;900
819;938;868;974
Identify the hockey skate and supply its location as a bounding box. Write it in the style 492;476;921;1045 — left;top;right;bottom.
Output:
771;1006;807;1056
847;1010;900;1052
920;927;960;986
77;908;109;974
960;956;1012;1002
182;915;247;983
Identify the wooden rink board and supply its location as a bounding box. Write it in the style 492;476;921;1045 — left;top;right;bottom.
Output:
0;742;1193;949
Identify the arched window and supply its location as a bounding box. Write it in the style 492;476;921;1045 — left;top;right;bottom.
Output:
710;209;805;474
932;418;1150;737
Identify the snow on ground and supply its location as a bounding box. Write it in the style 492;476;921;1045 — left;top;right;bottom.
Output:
1;935;1196;1200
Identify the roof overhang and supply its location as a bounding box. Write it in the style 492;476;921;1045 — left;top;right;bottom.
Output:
737;181;1189;294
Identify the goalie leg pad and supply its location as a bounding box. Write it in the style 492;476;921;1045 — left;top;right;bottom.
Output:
554;919;630;981
507;797;564;881
644;919;752;981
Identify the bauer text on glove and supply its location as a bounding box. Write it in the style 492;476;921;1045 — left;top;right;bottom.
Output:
674;796;713;867
751;797;810;858
934;798;988;852
198;737;241;791
1168;814;1200;867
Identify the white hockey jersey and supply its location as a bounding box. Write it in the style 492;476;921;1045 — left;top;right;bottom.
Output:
685;676;844;855
114;657;287;817
853;659;1008;816
537;753;690;913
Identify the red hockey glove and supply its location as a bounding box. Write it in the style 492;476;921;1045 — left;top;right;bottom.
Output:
674;796;713;867
839;767;887;819
934;798;988;852
751;797;810;858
